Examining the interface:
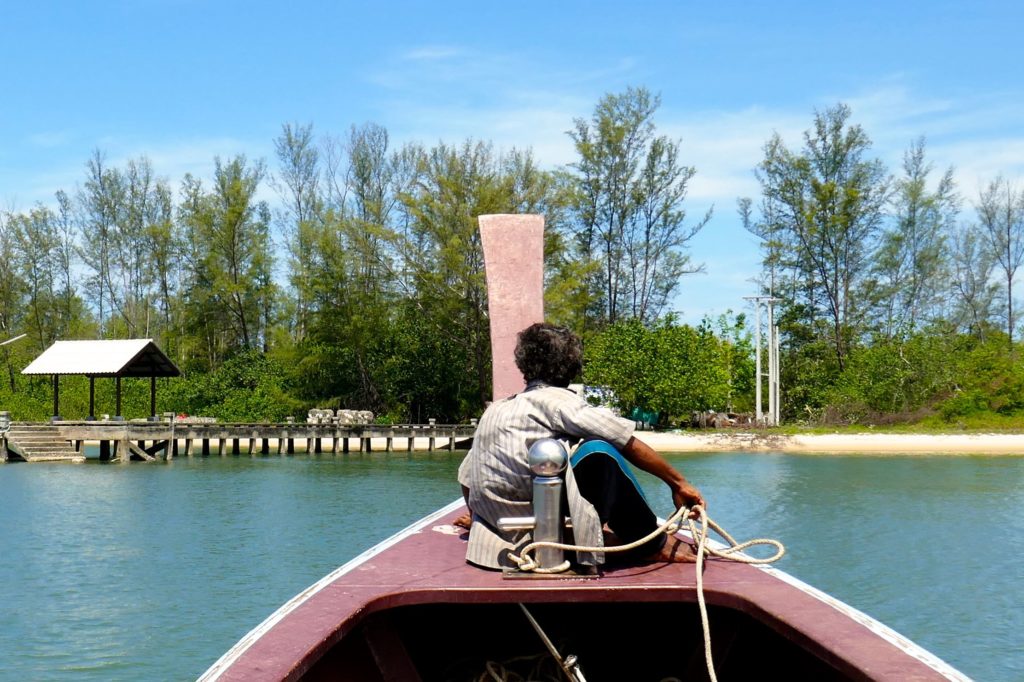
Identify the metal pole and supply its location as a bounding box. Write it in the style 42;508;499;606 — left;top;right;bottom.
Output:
773;323;781;426
767;302;776;426
754;302;763;424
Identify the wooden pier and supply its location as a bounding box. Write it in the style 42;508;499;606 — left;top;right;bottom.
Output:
1;420;475;463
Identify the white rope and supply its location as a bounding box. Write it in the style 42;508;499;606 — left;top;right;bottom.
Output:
508;505;785;682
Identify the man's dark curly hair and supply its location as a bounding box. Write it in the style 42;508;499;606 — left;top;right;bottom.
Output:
514;323;582;387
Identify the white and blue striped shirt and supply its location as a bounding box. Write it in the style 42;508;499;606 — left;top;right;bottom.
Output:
457;381;636;569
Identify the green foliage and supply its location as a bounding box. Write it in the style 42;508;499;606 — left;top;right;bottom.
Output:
567;86;708;328
162;350;301;422
746;104;888;371
3;93;1023;430
584;316;752;422
799;331;1024;425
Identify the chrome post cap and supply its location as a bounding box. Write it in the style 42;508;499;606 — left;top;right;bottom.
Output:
528;438;568;477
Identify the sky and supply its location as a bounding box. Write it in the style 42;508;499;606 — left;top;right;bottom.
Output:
2;0;1023;325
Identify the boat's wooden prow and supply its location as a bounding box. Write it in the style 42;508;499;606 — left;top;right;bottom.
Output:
200;500;968;682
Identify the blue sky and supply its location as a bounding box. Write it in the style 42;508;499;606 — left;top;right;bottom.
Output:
3;1;1023;324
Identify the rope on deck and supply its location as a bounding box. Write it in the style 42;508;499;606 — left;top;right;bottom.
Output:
509;505;786;682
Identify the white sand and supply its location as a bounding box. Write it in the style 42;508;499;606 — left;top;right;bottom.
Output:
637;430;1024;454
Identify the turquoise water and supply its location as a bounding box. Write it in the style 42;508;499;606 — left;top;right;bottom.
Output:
1;452;1021;681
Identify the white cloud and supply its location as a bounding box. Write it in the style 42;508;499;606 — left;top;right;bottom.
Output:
27;130;74;149
401;46;464;61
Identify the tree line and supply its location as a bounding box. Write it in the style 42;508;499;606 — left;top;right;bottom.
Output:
738;103;1023;425
1;91;1021;427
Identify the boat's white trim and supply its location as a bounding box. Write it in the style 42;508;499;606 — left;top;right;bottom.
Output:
197;498;465;681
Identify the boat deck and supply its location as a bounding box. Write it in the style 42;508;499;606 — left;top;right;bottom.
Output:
202;501;965;681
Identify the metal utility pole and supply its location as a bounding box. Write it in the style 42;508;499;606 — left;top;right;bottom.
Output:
744;296;781;426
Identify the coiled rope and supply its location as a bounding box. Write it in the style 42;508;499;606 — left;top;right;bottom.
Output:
508;505;786;682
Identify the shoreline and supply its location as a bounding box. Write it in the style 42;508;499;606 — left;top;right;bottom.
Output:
638;430;1024;454
48;432;1024;458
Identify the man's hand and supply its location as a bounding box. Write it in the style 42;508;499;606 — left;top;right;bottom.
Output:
672;480;706;518
453;514;472;529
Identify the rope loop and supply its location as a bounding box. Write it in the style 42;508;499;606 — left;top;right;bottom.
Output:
509;504;786;682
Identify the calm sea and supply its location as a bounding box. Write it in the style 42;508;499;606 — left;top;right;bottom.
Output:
0;451;1020;681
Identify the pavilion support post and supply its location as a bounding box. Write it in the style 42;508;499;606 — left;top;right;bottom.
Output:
150;376;157;420
88;377;96;421
52;375;61;421
115;377;122;420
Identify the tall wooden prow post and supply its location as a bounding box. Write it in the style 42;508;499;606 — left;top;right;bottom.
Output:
478;214;545;402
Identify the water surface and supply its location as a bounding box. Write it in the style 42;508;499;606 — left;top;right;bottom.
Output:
1;452;1020;680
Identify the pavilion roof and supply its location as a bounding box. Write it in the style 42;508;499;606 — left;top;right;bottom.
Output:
21;339;181;378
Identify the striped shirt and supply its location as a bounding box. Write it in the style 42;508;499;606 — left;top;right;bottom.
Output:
457;381;636;569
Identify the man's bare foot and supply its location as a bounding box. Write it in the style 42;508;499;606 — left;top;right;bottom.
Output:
649;537;699;563
453;514;472;529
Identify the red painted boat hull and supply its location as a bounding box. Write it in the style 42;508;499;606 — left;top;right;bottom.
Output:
200;500;967;681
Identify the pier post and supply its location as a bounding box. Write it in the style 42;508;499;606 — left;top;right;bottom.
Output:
261;438;269;455
232;438;240;455
202;439;210;456
100;440;111;461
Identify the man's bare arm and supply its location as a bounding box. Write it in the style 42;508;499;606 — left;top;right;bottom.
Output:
621;436;706;513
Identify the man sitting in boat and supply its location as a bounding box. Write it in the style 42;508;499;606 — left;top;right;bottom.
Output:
457;323;706;570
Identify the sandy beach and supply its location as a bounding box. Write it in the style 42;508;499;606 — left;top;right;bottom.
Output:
636;430;1024;454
